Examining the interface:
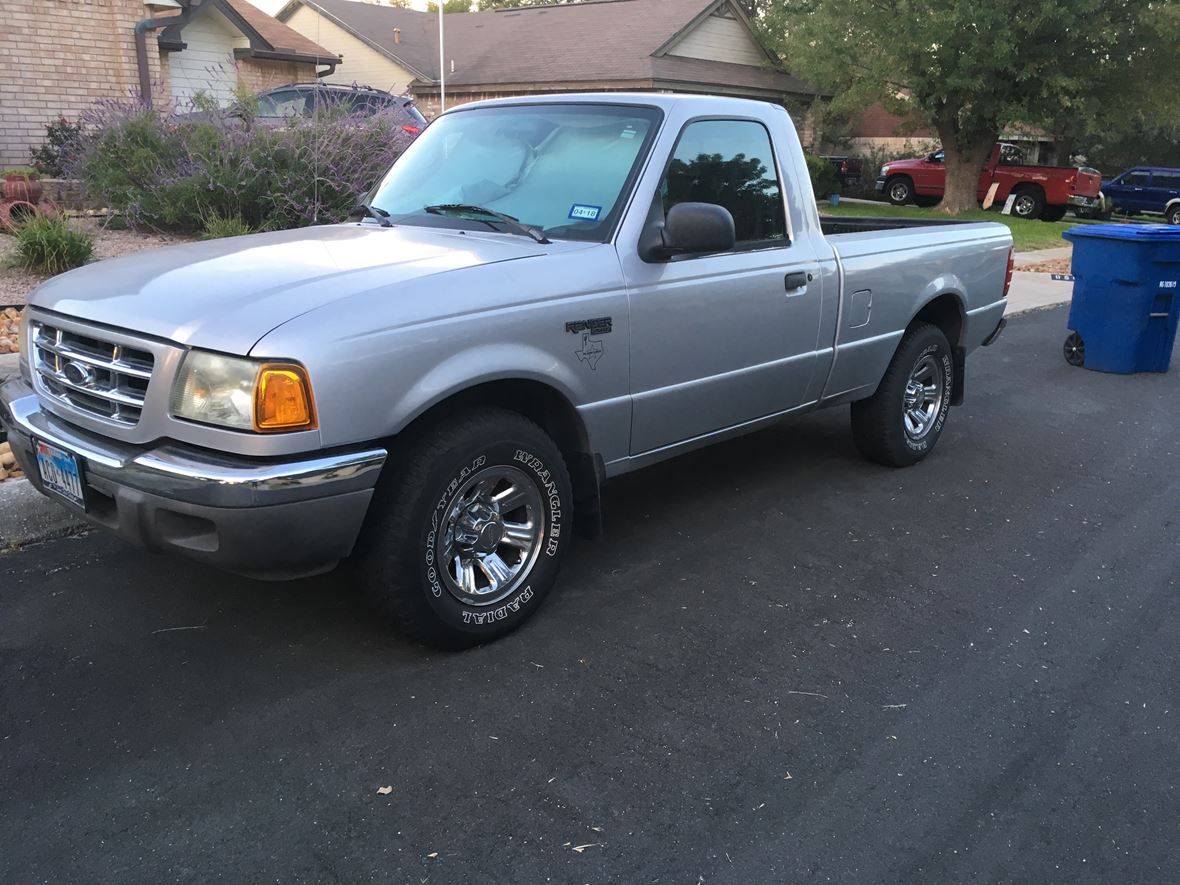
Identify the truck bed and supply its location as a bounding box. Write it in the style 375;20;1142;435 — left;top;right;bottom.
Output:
819;215;971;236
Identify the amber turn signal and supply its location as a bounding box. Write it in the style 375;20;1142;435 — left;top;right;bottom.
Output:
254;363;317;432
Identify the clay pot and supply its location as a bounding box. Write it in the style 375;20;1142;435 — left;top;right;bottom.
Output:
3;177;42;204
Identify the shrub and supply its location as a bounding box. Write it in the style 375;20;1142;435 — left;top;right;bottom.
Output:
71;99;413;233
200;211;254;239
3;167;40;181
30;117;84;178
805;154;842;198
12;215;95;274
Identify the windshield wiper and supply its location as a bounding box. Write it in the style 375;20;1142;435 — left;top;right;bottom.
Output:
350;203;392;227
423;204;550;244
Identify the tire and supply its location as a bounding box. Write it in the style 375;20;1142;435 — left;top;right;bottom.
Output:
850;322;954;467
1040;204;1067;222
885;176;914;206
914;195;942;208
1167;205;1180;225
354;408;572;648
1010;186;1045;219
1063;332;1085;367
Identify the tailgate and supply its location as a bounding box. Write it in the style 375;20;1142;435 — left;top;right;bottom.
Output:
1073;168;1102;198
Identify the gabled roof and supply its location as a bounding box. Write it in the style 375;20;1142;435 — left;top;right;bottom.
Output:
278;0;813;98
160;0;340;65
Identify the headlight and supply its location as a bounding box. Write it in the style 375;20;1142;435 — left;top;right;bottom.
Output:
170;350;316;433
881;165;891;177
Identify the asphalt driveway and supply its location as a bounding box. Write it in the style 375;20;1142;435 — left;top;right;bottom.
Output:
2;306;1177;883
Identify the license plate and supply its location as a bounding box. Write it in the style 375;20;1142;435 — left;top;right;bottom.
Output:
35;440;87;510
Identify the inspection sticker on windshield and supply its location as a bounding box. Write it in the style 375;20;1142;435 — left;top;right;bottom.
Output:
568;204;601;221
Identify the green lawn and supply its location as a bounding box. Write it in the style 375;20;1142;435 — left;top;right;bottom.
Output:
819;201;1082;252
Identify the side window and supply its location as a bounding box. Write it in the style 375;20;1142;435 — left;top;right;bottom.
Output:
1122;171;1150;187
661;119;786;246
1151;172;1180;190
258;89;306;118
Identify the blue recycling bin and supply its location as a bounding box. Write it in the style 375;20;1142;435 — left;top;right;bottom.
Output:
1061;224;1180;373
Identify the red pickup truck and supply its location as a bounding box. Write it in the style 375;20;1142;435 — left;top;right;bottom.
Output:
876;143;1103;221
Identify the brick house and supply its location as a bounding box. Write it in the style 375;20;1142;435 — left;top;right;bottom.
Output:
0;0;340;168
277;0;816;119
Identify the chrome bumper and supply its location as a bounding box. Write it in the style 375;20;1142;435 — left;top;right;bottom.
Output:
1;377;387;579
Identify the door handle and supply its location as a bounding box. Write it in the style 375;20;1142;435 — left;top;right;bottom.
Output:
785;271;812;291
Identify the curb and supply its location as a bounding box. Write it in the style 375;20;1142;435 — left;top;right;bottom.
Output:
0;477;89;550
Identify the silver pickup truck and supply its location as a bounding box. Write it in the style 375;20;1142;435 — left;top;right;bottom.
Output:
1;94;1012;646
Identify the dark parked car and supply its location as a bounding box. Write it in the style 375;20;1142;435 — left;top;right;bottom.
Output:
821;155;864;187
1102;167;1180;224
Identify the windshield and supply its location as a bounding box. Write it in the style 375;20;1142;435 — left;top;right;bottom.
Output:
369;104;661;242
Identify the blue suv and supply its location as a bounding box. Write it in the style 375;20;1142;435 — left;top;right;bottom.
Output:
1103;167;1180;224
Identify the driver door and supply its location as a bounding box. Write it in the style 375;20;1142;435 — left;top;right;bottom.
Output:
619;118;824;455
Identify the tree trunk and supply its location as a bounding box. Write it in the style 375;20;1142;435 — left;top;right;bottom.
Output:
936;118;996;215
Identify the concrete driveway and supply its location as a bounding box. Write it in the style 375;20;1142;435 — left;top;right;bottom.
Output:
1;306;1177;883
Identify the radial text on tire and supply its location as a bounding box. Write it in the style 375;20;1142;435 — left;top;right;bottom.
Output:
354;408;573;648
850;322;954;467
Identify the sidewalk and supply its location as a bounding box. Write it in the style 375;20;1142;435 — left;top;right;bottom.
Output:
1006;248;1073;315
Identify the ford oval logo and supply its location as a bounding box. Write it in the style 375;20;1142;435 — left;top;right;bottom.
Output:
62;360;98;388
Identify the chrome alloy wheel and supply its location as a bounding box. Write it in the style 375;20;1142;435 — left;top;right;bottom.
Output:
437;465;544;606
902;354;945;440
890;181;910;202
1013;194;1037;216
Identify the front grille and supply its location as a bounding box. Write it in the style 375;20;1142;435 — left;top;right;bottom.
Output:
31;319;155;426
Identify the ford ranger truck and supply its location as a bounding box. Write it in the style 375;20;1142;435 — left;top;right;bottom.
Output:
877;143;1102;220
1;94;1012;647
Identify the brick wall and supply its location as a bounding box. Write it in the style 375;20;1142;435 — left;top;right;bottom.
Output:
0;1;317;169
0;0;168;168
237;60;318;95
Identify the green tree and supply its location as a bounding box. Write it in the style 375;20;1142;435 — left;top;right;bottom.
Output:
427;0;471;12
761;0;1180;213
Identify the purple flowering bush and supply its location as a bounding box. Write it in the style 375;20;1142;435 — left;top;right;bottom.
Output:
71;99;412;232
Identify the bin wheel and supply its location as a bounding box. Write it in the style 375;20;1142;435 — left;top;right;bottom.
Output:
1063;332;1085;367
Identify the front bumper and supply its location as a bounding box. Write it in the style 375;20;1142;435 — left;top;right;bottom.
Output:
874;176;886;193
1;377;387;580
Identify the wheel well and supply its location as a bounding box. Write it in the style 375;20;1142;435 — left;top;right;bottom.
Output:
1012;182;1045;197
912;294;966;405
399;380;603;536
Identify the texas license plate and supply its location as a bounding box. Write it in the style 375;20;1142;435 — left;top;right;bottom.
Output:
35;440;87;510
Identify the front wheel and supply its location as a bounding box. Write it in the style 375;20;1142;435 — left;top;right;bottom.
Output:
354;408;572;648
851;322;954;467
885;176;914;206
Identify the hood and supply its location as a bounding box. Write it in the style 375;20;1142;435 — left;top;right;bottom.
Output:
29;223;561;354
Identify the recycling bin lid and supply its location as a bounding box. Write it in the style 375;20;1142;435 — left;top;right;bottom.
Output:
1063;223;1180;243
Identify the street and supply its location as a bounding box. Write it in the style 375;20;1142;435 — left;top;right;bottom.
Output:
1;305;1177;883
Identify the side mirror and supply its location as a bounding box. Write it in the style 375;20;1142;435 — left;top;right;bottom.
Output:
640;202;736;262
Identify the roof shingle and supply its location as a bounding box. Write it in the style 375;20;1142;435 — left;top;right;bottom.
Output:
286;0;811;97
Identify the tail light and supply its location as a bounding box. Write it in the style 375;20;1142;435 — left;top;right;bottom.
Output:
840;160;849;173
1003;248;1014;297
401;124;421;135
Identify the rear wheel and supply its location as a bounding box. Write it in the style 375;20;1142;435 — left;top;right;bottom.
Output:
1011;186;1045;219
885;176;914;206
1040;204;1068;222
354;408;572;648
1167;205;1180;225
851;322;954;467
1064;332;1085;367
